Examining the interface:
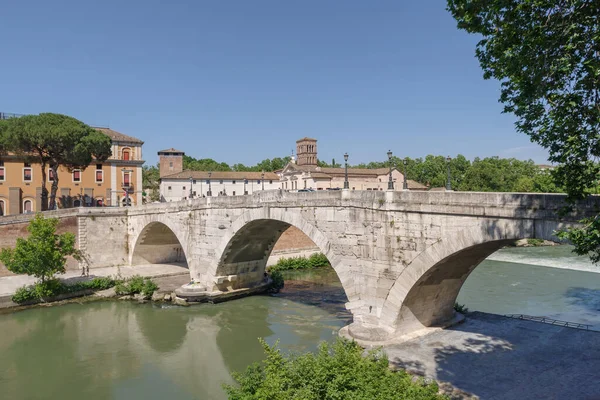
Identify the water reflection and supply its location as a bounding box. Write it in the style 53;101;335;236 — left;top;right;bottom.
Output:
0;270;349;400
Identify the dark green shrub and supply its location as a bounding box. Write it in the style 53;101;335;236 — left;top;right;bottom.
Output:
268;270;284;293
224;338;444;399
115;275;158;297
12;285;39;303
526;238;545;246
454;302;468;313
269;252;330;272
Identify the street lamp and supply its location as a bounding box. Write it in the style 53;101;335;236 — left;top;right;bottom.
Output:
122;168;133;206
208;171;212;196
387;150;394;190
189;176;193;199
261;170;265;191
446;156;452;191
403;158;408;191
343;153;349;189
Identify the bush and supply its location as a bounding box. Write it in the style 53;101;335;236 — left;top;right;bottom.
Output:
11;276;118;304
269;252;330;272
526;238;545;246
114;275;158;297
224;338;444;400
268;270;284;293
454;302;468;313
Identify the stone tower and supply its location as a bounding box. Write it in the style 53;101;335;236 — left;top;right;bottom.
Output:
158;148;185;178
296;137;317;166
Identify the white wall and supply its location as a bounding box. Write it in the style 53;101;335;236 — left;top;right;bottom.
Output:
160;178;281;202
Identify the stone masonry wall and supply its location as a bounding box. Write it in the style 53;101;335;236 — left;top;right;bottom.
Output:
0;210;80;276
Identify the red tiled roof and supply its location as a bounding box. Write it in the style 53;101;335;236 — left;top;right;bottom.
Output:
94;127;143;144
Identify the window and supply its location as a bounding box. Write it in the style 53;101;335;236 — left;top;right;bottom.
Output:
23;166;32;182
48;168;55;182
269;180;273;184
183;186;186;190
0;161;4;181
123;172;131;187
0;199;4;216
232;191;236;196
23;199;32;213
169;162;173;169
232;180;236;185
95;169;103;183
122;149;131;160
73;170;81;182
257;180;261;184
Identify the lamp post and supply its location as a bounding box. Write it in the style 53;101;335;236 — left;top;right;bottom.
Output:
446;156;452;191
189;176;193;199
208;171;212;196
403;158;408;191
343;153;349;189
387;150;394;190
122;168;133;206
243;178;247;195
261;170;265;191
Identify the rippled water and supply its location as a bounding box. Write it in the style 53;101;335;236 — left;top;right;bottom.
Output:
0;245;598;399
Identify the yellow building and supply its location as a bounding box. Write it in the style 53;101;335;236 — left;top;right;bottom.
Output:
0;126;144;215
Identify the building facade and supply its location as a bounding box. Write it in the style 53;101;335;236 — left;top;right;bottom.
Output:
278;138;427;191
158;149;279;201
0;126;144;216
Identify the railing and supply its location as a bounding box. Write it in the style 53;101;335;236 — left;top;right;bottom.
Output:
0;112;24;120
504;314;591;330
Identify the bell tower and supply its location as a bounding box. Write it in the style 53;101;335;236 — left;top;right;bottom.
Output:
296;137;317;166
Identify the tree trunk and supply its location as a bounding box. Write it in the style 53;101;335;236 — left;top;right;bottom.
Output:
39;160;48;211
48;162;60;211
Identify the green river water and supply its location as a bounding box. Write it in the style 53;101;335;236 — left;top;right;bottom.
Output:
1;245;599;399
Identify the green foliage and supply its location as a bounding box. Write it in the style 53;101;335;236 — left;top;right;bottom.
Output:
0;215;80;283
142;164;161;202
224;338;444;400
0;113;111;210
269;253;330;272
447;0;600;261
526;239;545;247
268;270;285;292
11;276;118;304
454;303;468;314
114;275;158;297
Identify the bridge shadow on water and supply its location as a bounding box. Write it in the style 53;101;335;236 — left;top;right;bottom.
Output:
387;311;600;400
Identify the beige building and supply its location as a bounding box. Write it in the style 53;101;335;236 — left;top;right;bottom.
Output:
0;124;144;216
158;149;279;201
278;138;427;191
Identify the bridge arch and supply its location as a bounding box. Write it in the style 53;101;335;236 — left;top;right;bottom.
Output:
130;221;189;268
208;208;352;297
378;218;563;337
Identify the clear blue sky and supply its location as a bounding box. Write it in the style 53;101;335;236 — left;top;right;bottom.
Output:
0;0;550;166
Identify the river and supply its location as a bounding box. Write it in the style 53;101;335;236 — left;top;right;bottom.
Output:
0;245;598;399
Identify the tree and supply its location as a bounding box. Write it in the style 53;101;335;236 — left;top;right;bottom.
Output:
142;164;161;202
1;113;112;210
0;214;80;283
224;338;443;400
448;0;600;261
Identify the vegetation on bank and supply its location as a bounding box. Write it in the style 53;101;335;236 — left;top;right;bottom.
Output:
268;253;330;272
453;303;468;314
11;275;159;304
224;338;445;400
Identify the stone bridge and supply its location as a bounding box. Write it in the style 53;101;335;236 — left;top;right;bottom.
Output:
76;190;599;343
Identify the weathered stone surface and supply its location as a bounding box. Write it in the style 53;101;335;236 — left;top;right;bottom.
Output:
43;191;599;343
173;296;189;306
151;292;163;301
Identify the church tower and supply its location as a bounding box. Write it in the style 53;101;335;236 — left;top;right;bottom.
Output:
296;137;317;166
